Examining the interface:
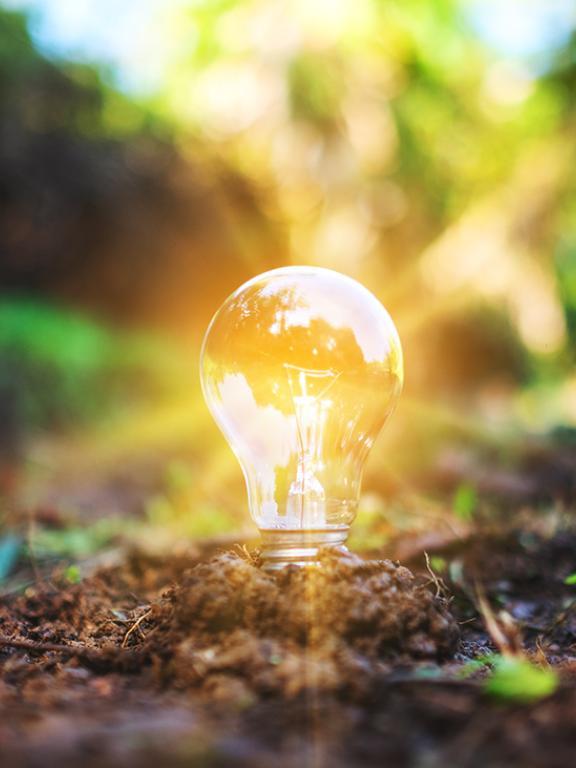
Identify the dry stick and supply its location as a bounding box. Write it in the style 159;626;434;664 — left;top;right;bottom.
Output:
0;635;145;665
122;608;152;648
543;598;576;638
0;636;105;659
234;543;259;566
475;583;523;657
424;551;447;598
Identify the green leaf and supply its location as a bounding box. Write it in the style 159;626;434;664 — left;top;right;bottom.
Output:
64;564;82;584
484;657;558;704
453;484;477;522
0;534;22;581
31;519;124;558
564;573;576;585
430;556;446;572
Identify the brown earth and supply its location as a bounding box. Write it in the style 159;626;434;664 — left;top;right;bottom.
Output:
1;528;576;767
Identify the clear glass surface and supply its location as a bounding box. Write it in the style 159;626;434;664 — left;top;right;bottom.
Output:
200;266;403;535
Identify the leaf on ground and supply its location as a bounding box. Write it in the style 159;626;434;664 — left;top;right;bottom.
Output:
564;573;576;585
453;484;477;521
64;564;82;584
0;533;22;581
484;656;558;704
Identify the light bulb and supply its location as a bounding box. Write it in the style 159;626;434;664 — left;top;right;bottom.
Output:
200;266;403;570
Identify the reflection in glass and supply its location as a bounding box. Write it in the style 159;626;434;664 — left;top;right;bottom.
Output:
200;266;403;568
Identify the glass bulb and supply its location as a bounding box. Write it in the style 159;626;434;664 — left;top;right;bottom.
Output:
200;266;403;569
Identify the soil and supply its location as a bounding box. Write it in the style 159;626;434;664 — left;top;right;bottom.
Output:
1;523;576;768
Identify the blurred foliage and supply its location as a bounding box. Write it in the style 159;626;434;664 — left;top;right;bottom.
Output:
0;7;283;335
0;8;166;140
31;517;129;558
453;484;478;522
484;656;559;704
63;564;82;584
142;0;576;412
0;298;194;436
27;459;241;559
1;0;576;547
145;459;240;539
3;1;576;377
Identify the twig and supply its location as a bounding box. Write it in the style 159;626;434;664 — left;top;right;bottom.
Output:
543;598;576;638
0;635;148;673
0;635;105;660
475;583;523;657
234;543;259;566
424;551;448;598
122;608;152;648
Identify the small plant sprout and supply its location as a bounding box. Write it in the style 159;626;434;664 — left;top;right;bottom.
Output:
200;267;403;570
453;483;477;522
484;656;558;704
64;564;82;584
476;586;559;705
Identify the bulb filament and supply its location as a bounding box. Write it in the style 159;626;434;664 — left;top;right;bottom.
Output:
284;365;341;528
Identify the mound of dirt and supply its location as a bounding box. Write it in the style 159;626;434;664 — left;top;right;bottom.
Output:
145;548;459;699
0;546;458;707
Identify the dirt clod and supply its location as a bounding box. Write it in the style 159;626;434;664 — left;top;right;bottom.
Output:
126;548;457;701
